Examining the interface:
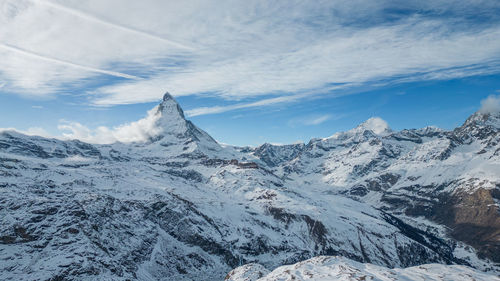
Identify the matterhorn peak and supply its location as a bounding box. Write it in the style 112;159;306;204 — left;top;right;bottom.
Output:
148;91;221;153
162;92;174;101
151;92;196;139
157;91;185;119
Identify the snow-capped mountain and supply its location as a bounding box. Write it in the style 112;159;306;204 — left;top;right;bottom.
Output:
244;111;500;265
1;93;499;280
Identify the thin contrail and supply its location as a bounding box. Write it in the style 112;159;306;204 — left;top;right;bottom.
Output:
0;43;141;80
34;0;195;51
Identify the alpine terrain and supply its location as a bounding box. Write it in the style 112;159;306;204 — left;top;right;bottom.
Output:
1;93;499;280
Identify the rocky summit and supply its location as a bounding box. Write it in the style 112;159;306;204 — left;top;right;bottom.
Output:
0;93;499;280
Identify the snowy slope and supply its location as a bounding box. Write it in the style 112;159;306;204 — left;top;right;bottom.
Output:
226;256;500;281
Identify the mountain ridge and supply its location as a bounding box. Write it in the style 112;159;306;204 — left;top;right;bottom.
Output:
0;93;499;280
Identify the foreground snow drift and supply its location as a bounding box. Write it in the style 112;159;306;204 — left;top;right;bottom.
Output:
226;256;500;281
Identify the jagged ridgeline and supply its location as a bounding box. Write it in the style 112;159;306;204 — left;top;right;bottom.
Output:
0;92;499;280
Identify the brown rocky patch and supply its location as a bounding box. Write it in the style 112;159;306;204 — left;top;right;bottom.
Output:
431;188;500;262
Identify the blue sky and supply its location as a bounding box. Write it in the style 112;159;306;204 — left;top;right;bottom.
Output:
1;0;500;146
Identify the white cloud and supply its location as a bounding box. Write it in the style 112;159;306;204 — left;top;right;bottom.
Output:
0;0;500;109
57;106;163;144
479;95;500;114
358;117;390;135
92;20;500;106
24;127;51;137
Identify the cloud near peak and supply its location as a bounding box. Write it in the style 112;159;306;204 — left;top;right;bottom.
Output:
57;107;163;144
479;95;500;114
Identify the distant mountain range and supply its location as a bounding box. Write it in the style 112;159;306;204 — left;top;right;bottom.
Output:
1;93;498;280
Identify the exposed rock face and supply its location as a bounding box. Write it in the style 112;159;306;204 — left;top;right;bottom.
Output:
454;111;500;143
242;143;305;167
0;93;499;280
432;188;500;262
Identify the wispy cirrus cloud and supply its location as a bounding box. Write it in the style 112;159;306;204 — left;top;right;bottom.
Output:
0;43;141;80
1;0;500;113
305;115;332;126
184;92;313;117
94;20;500;108
35;0;194;50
